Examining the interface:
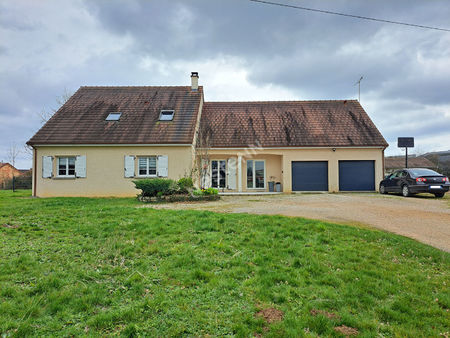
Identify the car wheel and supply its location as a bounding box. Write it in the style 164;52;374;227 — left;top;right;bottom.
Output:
380;184;387;194
402;185;411;197
434;192;445;198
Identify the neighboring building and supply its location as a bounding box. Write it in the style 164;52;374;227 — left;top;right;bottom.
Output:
0;162;23;189
0;162;31;189
385;156;437;174
27;73;388;197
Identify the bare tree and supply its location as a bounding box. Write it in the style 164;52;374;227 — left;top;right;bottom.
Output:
7;142;21;167
23;144;34;160
193;121;213;189
38;88;73;124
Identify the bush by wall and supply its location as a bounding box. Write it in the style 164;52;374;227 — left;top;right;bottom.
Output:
177;177;194;193
134;177;220;203
133;178;177;197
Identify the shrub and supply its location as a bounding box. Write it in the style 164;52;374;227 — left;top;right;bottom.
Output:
177;177;194;194
133;178;177;197
201;188;219;195
192;189;203;196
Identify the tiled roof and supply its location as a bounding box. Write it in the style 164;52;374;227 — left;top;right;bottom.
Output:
28;86;387;149
27;86;203;145
200;100;388;148
0;163;18;171
385;156;436;169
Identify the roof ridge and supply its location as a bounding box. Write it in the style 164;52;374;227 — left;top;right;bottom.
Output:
80;85;204;89
204;99;358;104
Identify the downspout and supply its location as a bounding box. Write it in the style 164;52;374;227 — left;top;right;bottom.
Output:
33;146;37;197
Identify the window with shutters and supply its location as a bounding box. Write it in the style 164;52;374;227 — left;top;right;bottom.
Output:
138;156;157;177
58;157;76;177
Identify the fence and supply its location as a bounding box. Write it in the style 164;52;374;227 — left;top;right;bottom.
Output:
0;175;32;190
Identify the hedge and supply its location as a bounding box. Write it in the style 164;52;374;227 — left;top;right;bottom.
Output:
133;178;177;197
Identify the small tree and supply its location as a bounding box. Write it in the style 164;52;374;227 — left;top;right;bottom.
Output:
194;121;213;189
6;142;21;192
7;142;20;168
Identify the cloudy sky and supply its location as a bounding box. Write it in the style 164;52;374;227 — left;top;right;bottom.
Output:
1;0;450;168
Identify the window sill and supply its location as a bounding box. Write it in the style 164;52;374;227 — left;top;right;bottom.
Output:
137;175;157;178
54;176;76;180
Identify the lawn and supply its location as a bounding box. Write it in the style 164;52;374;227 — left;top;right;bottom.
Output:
0;190;449;337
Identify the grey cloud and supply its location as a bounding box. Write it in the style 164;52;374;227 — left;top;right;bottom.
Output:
1;0;450;168
87;0;450;107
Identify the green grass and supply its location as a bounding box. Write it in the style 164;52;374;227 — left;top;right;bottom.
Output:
0;190;449;337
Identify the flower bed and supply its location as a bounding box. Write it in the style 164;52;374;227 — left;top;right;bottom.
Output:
134;178;219;203
138;194;220;203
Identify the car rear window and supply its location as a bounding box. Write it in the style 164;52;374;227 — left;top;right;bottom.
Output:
408;169;440;177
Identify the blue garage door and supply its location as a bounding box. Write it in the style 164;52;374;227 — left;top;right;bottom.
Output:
339;160;375;191
292;161;328;191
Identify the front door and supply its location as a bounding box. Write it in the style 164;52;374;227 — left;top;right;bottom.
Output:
211;160;226;188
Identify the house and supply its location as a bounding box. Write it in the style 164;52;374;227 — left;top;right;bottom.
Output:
27;73;388;197
0;162;23;189
385;155;437;174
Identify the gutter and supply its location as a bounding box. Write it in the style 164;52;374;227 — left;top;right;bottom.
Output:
33;147;37;197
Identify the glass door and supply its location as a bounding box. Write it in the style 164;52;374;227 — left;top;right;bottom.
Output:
211;160;226;188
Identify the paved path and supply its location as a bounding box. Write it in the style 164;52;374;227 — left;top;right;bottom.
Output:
147;193;450;252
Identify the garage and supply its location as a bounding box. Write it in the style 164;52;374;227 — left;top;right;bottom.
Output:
339;160;375;191
292;161;328;191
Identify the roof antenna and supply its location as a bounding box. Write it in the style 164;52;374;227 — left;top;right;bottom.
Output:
354;76;363;102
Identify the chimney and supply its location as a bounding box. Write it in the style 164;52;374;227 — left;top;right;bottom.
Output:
191;72;199;91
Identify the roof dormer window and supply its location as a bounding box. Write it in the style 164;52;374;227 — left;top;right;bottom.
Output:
106;112;122;121
159;110;174;121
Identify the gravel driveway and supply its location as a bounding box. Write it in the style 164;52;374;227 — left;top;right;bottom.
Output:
148;193;450;252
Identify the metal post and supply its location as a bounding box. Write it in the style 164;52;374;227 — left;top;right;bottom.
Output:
12;175;15;192
405;147;408;168
358;82;360;102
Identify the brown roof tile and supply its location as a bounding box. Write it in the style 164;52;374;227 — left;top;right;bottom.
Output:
200;100;388;148
27;86;203;145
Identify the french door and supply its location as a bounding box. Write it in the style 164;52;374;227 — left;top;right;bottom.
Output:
211;160;226;188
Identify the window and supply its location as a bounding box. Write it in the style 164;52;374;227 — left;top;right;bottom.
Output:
58;157;75;177
138;157;157;176
106;112;122;121
159;110;174;121
211;160;226;188
247;160;265;188
408;168;440;177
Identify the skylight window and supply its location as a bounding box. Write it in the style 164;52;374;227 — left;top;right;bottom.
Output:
159;110;174;121
106;112;122;121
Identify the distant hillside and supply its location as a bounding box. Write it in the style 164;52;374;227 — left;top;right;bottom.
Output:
423;150;450;176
